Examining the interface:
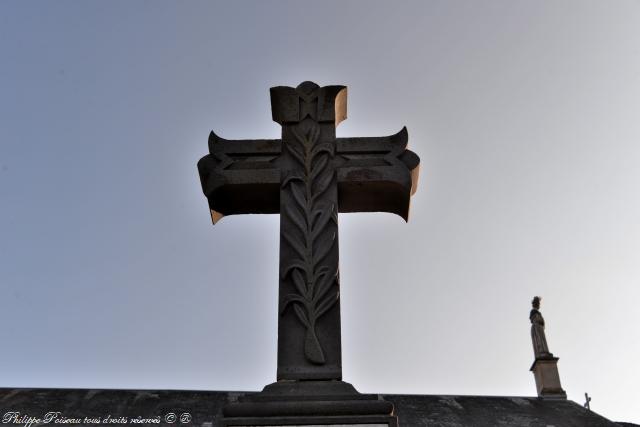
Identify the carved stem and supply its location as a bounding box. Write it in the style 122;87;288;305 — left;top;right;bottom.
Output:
280;122;339;365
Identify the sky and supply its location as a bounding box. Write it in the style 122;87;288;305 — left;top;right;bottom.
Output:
1;0;639;424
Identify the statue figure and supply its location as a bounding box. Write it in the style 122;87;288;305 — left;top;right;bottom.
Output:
530;296;553;358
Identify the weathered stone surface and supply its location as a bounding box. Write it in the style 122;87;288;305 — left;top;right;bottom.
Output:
196;81;419;424
530;296;552;359
0;388;630;427
219;381;397;426
197;82;419;381
529;296;567;399
530;357;567;399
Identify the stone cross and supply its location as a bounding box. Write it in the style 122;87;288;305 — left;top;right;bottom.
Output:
584;392;591;410
198;81;419;381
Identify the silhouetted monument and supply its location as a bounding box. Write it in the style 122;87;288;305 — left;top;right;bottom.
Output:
197;81;419;426
529;296;567;399
530;296;552;358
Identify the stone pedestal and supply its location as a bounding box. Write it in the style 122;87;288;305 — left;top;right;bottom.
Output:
198;82;415;427
530;356;567;399
218;380;398;426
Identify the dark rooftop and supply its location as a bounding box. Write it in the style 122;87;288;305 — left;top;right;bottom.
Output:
1;388;635;427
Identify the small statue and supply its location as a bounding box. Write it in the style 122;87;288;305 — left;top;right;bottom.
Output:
530;296;553;358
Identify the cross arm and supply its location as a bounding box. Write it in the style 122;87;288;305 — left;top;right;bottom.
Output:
197;131;282;223
335;127;420;221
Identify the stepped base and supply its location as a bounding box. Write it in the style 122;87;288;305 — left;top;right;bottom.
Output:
219;381;398;426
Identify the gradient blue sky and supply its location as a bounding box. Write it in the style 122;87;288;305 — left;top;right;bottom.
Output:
1;1;639;423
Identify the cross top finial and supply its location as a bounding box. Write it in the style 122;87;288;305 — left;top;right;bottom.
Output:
296;81;320;96
270;82;347;126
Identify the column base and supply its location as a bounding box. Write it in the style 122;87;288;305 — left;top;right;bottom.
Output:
530;356;567;399
218;380;398;426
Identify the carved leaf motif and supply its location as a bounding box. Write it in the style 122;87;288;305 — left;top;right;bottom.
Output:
312;265;330;285
315;291;339;318
313;268;336;302
287;135;306;166
282;174;304;188
311;142;334;162
290;183;307;212
311;172;334;202
283;229;305;258
280;122;339;366
284;203;307;235
290;268;309;299
310;125;321;144
310;155;329;181
304;327;325;364
290;127;307;150
282;262;307;279
280;293;307;314
311;205;335;240
313;231;336;266
293;304;310;328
